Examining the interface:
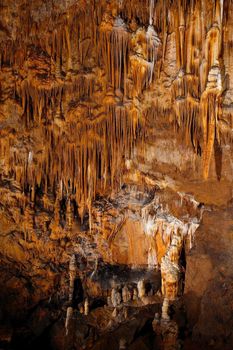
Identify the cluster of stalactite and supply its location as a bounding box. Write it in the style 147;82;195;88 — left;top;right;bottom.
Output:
0;1;149;217
0;0;232;223
4;103;141;194
170;0;225;178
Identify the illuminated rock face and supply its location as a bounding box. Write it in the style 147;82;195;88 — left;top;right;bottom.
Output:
0;0;233;349
0;0;232;207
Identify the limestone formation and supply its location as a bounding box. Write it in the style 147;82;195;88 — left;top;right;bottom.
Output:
1;0;233;349
133;288;138;301
84;298;89;316
111;288;122;307
65;306;73;336
161;298;170;321
160;224;186;322
0;0;230;218
122;285;131;303
137;280;146;299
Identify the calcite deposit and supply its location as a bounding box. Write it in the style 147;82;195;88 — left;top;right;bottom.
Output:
0;0;233;349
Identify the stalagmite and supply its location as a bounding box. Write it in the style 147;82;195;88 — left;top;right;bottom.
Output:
161;297;170;321
133;288;138;301
84;298;89;316
122;285;131;303
137;280;146;299
111;288;122;307
65;306;73;336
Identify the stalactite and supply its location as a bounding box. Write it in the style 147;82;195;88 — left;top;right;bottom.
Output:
201;89;222;179
0;0;230;245
201;5;223;178
169;0;224;178
64;24;72;77
149;0;154;26
129;26;161;96
177;0;185;70
142;196;200;267
98;13;130;92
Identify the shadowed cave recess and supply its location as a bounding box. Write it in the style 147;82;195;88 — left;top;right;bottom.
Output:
0;0;233;349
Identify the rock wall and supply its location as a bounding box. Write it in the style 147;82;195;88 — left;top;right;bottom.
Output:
185;205;233;348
